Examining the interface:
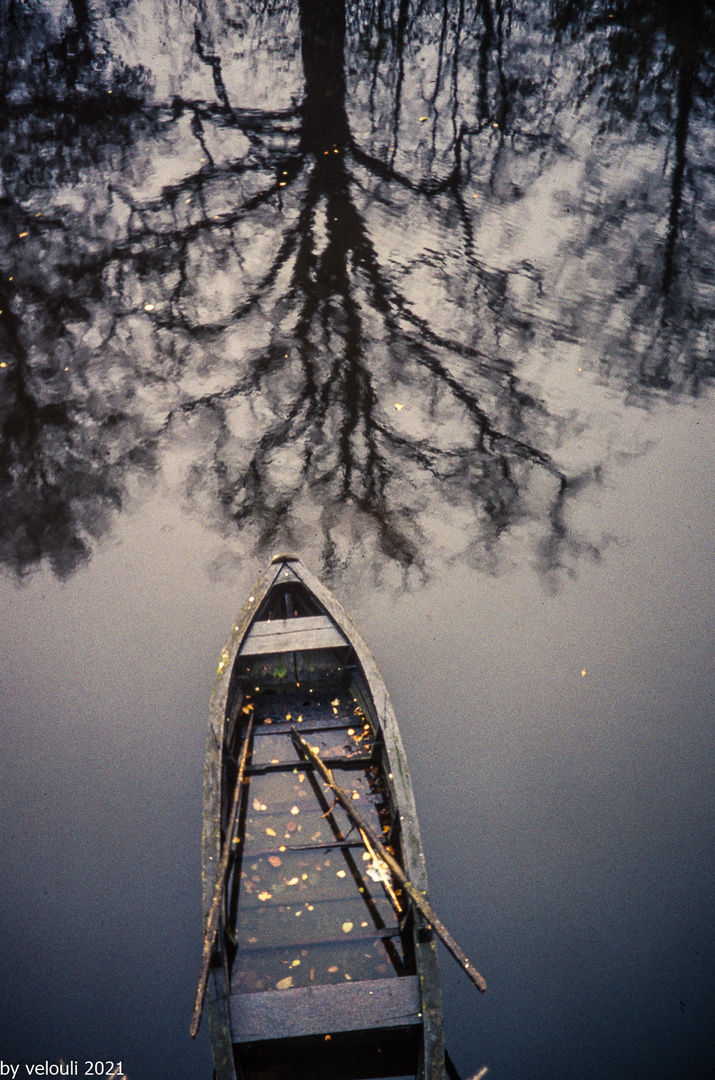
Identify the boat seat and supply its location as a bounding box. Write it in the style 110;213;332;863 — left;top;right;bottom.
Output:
230;975;421;1041
239;615;348;657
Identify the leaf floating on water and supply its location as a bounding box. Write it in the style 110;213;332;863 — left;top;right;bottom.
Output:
258;891;273;901
328;965;339;973
331;699;340;707
344;973;352;980
336;870;346;878
266;828;277;836
276;976;293;990
268;856;282;867
286;877;300;886
253;798;267;811
290;806;300;815
290;959;301;967
342;921;354;933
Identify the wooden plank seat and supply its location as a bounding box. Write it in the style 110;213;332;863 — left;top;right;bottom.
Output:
230;976;422;1041
239;616;348;656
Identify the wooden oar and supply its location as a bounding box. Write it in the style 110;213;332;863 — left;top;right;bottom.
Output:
190;715;255;1038
290;728;486;995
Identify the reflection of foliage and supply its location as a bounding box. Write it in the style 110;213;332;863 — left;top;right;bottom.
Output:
1;0;712;580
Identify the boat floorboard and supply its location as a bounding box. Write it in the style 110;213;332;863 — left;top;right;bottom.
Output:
230;975;421;1042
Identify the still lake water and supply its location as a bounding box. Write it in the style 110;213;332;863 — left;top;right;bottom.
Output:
1;1;714;1078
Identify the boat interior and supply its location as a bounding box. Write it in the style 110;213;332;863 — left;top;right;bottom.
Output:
219;575;426;1078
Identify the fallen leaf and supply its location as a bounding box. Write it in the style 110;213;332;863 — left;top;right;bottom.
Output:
258;891;272;901
286;877;300;886
290;806;300;815
286;822;297;833
276;976;293;990
394;403;404;410
336;870;346;878
342;921;354;933
290;959;301;967
419;116;428;122
328;965;339;973
266;828;277;836
362;852;371;861
268;856;282;867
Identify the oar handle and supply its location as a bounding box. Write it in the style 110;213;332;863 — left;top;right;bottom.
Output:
290;728;486;995
190;715;255;1038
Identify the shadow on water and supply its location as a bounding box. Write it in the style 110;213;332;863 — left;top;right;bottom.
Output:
1;0;714;582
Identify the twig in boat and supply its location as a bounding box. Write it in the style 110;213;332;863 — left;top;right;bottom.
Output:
290;727;486;995
190;715;255;1038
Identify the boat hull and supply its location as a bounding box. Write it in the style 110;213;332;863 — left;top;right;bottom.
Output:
202;557;444;1080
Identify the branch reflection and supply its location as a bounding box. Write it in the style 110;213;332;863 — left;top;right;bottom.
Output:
1;0;712;580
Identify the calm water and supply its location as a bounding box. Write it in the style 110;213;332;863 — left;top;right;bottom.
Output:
1;1;714;1078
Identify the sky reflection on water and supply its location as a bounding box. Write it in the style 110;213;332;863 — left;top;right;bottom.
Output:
1;1;714;1078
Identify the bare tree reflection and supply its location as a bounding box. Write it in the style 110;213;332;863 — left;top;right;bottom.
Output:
1;0;712;582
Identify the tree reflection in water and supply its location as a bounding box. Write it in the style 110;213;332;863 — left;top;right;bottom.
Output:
1;0;713;580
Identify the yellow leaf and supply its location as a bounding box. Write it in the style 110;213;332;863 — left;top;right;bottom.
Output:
290;806;300;815
290;959;301;967
258;891;272;901
286;877;300;886
394;403;404;410
276;976;293;990
419;116;428;122
342;921;353;933
336;870;346;878
266;828;277;836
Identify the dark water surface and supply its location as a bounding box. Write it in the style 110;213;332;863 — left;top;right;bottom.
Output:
1;2;714;1078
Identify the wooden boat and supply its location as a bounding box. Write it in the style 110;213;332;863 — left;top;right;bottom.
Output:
201;555;444;1080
